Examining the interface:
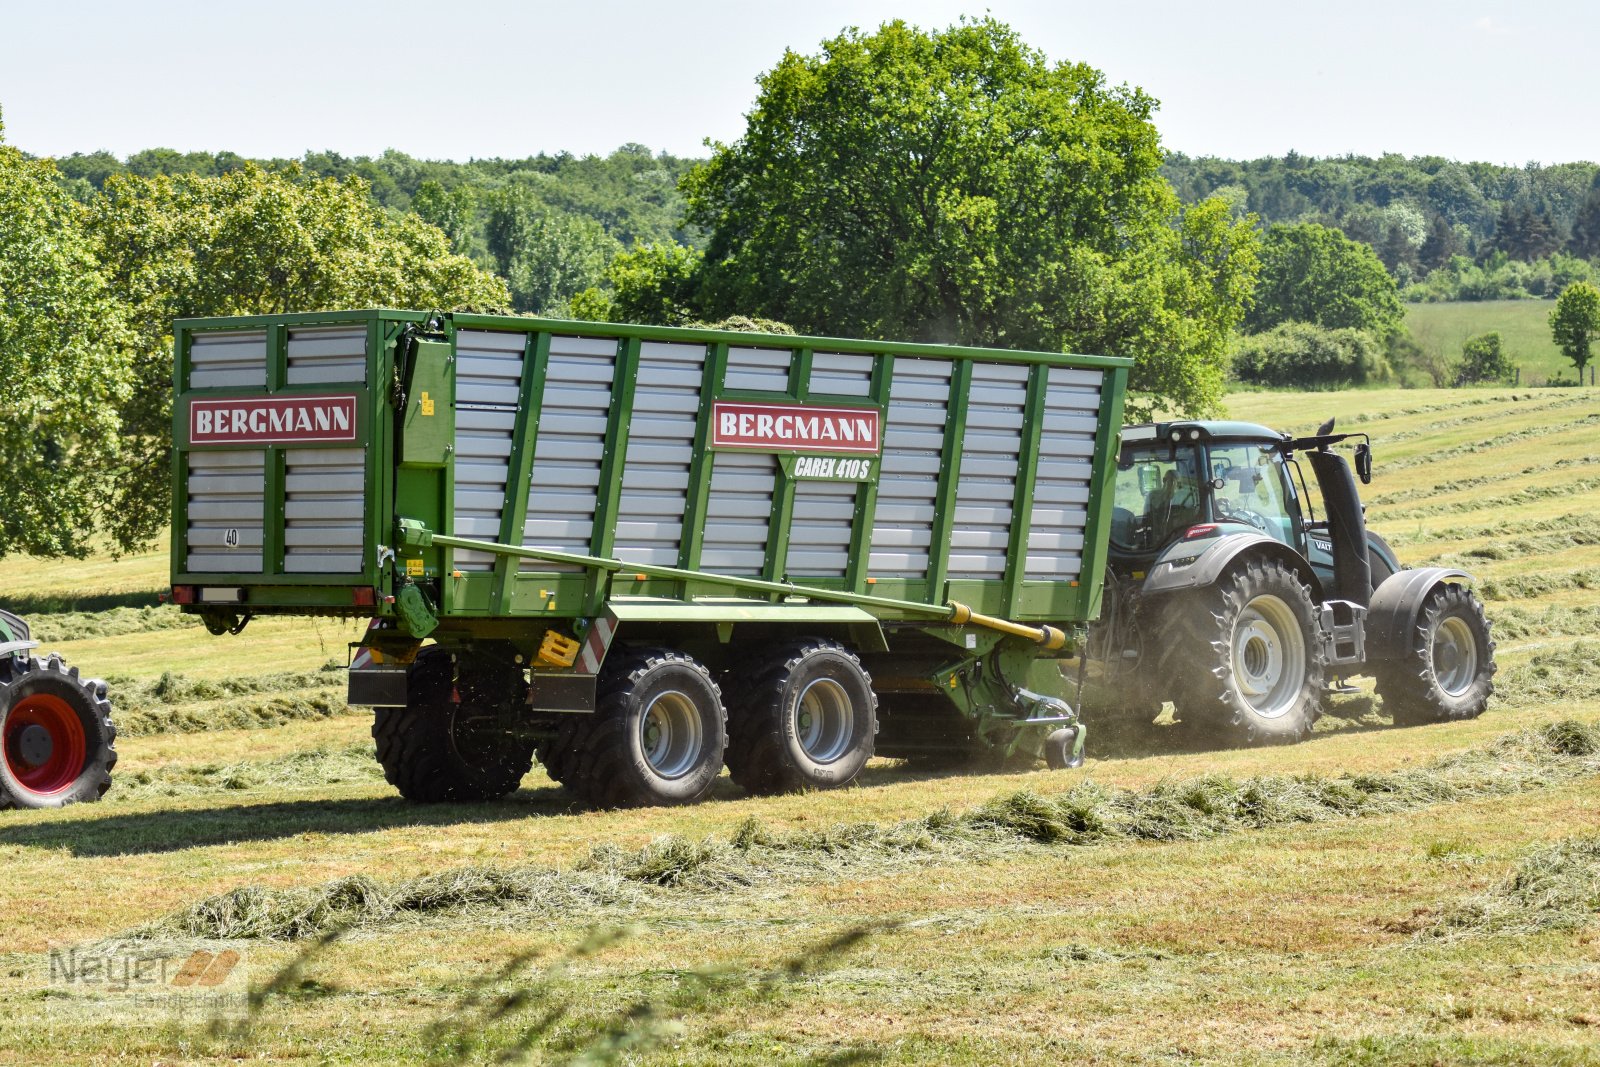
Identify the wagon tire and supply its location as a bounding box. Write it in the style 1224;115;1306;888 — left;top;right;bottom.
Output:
546;647;726;809
373;647;533;803
0;654;117;809
726;639;877;795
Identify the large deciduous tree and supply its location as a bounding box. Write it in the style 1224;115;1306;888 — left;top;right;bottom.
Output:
682;18;1259;419
0;113;133;558
1246;222;1404;336
1550;280;1600;382
84;162;508;550
484;184;619;314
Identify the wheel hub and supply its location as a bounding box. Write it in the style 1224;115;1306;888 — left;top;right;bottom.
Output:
1229;594;1306;720
16;724;53;767
639;690;703;780
794;678;852;763
1432;616;1479;697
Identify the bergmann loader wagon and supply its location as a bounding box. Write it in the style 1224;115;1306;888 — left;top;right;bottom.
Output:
168;311;1129;807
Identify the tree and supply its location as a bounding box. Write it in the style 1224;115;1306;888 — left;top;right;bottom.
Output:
1418;214;1461;272
412;180;476;254
485;184;619;313
1550;280;1600;381
1246;222;1404;336
1568;174;1600;259
84;163;508;551
682;18;1260;419
1456;331;1514;385
0;112;134;558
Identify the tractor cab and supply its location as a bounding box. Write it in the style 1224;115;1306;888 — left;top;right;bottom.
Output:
1109;421;1304;572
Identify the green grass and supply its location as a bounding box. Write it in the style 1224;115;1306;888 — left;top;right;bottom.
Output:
4;386;1600;1064
1405;299;1593;385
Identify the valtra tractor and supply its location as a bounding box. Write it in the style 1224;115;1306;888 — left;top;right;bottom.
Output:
1085;418;1497;742
0;609;117;808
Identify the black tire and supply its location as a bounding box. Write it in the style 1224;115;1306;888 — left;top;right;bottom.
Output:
1168;558;1326;744
1375;584;1496;726
541;647;725;809
0;653;117;809
726;639;877;795
1043;727;1084;770
372;647;533;803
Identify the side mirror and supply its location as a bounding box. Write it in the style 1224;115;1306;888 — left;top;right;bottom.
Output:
1355;442;1372;485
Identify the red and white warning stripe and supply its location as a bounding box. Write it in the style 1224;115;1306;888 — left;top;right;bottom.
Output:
576;612;617;675
351;648;376;670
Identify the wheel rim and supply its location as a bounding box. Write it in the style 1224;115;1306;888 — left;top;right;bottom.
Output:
1229;594;1306;720
794;678;853;763
4;694;87;797
639;690;703;779
1432;616;1479;697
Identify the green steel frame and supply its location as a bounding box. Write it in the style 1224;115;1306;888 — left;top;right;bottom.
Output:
171;309;1131;629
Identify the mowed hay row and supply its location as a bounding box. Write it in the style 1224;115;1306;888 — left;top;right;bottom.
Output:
109;666;355;736
138;720;1600;942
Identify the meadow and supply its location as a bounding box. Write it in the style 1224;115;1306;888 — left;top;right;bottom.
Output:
1404;299;1588;385
1;387;1598;1065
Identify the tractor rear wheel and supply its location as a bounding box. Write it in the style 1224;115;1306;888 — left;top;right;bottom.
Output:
372;647;534;803
726;639;877;795
1169;558;1325;744
0;653;117;809
543;647;726;808
1376;584;1496;726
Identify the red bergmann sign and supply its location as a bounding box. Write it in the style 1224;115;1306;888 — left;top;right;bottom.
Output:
189;395;359;446
711;401;881;455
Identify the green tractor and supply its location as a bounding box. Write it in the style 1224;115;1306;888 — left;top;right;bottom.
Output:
1087;418;1496;742
0;609;117;808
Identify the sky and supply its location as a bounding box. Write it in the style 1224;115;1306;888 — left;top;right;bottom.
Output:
0;0;1593;165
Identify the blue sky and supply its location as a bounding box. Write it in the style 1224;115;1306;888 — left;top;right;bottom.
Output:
0;0;1591;164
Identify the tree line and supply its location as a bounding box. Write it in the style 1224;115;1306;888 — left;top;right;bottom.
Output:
4;17;1600;561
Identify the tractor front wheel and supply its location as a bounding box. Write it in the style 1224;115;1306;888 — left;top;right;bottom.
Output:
1376;584;1496;726
0;654;117;809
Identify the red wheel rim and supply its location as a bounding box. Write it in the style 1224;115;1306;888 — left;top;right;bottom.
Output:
4;694;87;796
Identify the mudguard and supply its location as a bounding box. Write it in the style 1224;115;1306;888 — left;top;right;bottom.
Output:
1364;567;1472;663
0;609;29;644
1141;530;1322;598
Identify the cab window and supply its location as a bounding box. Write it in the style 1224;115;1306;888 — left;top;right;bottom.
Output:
1111;444;1204;552
1205;442;1297;547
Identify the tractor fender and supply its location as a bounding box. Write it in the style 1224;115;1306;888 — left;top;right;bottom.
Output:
1140;531;1323;599
1364;567;1473;663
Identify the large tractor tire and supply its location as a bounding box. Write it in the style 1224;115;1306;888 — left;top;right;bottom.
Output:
1375;584;1496;726
542;647;726;809
372;647;534;803
0;653;117;809
726;639;877;795
1168;558;1326;744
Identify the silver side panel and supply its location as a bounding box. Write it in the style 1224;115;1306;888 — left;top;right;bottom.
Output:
521;335;618;571
788;479;858;577
613;341;705;567
701;451;776;573
809;351;874;398
454;331;526;570
1025;367;1104;580
948;362;1029;579
189;330;267;390
869;358;952;577
283;447;366;573
286;325;368;386
725;345;791;392
186;450;264;572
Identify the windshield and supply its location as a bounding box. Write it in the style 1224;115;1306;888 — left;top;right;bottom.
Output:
1206;442;1297;547
1111;443;1203;552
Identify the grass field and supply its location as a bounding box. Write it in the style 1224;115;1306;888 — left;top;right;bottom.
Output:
2;388;1599;1065
1404;299;1594;386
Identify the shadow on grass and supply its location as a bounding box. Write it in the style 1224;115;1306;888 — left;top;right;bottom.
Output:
0;589;165;614
0;782;592;858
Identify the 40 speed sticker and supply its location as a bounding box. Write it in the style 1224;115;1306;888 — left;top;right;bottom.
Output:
784;455;875;481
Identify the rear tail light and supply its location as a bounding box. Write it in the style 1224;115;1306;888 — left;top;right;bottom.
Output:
1184;524;1220;540
171;586;197;604
352;587;377;607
